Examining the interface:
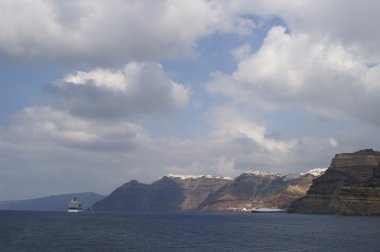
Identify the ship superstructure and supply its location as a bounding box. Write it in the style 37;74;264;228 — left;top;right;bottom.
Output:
68;197;82;212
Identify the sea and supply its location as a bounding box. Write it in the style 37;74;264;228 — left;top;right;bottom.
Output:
0;211;379;252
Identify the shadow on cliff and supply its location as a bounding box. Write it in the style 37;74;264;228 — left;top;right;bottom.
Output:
93;178;185;211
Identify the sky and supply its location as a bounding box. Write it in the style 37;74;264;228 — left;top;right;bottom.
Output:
1;0;380;200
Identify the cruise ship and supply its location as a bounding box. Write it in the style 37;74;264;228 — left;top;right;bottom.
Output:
68;197;82;213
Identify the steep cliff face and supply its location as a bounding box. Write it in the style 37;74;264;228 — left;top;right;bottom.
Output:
287;149;380;215
198;171;321;211
169;176;232;210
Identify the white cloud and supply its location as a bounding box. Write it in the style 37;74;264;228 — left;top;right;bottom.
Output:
45;62;190;120
329;138;338;147
0;0;255;64
4;106;149;152
1;0;378;65
232;43;252;61
207;26;380;126
206;106;297;153
212;0;380;59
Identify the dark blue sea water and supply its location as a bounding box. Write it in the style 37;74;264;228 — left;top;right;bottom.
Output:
0;211;379;251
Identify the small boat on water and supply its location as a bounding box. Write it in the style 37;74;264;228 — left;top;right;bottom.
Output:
251;207;286;213
68;197;82;213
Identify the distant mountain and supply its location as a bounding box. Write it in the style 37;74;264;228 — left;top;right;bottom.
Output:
93;170;325;211
288;149;380;215
0;192;105;211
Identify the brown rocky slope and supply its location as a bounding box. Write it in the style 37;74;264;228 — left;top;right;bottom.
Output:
198;170;323;211
287;149;380;215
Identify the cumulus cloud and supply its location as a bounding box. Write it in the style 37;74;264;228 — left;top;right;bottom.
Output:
278;0;380;60
207;26;380;126
206;106;297;153
45;62;190;120
0;0;255;64
213;0;380;59
7;106;149;152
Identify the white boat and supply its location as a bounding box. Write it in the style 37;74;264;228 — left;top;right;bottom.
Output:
68;197;82;213
251;207;286;213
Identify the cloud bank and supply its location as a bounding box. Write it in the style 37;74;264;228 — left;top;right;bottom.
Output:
208;26;380;126
0;0;254;65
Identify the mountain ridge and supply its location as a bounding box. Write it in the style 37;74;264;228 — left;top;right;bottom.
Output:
93;168;326;211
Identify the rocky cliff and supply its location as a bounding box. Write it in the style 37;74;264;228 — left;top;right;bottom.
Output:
198;170;323;211
93;170;324;212
287;149;380;215
168;175;233;210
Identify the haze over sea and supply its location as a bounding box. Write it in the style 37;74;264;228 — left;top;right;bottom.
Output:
1;211;379;252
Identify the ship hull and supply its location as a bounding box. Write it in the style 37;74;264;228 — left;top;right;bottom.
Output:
251;208;286;213
68;209;82;213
